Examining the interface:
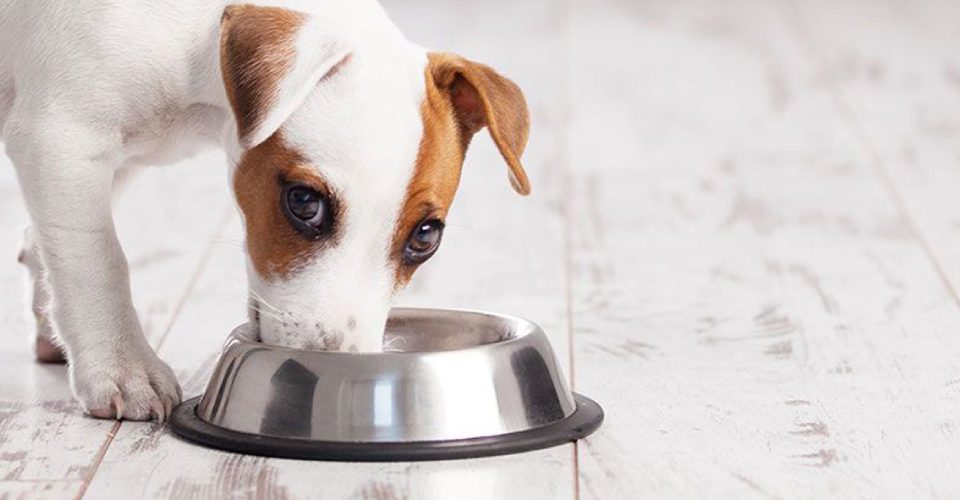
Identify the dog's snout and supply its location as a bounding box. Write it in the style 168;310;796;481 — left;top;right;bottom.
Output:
253;306;385;353
306;325;344;351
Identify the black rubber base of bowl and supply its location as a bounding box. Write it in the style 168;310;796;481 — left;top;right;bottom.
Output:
169;394;603;462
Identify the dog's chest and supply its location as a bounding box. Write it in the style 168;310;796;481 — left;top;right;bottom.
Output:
121;100;229;167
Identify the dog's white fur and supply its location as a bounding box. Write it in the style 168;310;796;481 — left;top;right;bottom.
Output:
244;4;427;352
0;0;430;420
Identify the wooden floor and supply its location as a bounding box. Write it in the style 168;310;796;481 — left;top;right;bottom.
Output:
3;0;960;497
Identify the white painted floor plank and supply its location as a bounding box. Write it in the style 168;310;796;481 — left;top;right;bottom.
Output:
789;0;960;496
0;148;234;498
0;157;90;497
5;0;960;498
568;0;960;498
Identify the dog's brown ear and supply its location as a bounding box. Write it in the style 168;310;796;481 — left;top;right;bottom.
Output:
428;53;531;195
220;4;351;149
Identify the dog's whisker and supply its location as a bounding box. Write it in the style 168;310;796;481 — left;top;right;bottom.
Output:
198;281;280;312
248;305;282;322
184;285;282;318
251;301;281;315
382;335;407;352
246;289;281;312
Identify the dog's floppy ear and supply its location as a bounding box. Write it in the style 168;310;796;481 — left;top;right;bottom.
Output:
220;4;351;149
429;53;532;195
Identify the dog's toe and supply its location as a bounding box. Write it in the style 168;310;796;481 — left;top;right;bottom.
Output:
72;352;181;422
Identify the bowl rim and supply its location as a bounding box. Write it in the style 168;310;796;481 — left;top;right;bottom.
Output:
171;393;604;462
232;307;547;356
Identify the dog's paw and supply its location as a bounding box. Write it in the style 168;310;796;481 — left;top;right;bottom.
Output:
70;350;182;422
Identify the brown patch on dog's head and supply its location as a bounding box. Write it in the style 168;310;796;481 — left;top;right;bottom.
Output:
220;5;306;146
234;135;340;279
391;53;532;286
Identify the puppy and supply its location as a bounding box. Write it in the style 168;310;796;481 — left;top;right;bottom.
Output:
0;0;530;421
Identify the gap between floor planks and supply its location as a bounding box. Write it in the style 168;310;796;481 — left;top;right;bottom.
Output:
73;209;234;500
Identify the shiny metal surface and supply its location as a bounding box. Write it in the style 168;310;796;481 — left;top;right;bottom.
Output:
196;309;577;443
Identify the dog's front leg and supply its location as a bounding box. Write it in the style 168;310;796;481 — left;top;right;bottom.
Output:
6;120;181;421
18;166;145;364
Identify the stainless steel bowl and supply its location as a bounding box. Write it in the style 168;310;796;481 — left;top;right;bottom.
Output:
170;308;603;461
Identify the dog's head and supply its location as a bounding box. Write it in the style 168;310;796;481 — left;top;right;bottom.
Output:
220;4;530;351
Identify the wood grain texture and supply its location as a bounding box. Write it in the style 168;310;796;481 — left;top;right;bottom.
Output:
0;148;235;499
4;0;960;498
0;168;90;498
568;0;960;497
789;0;960;495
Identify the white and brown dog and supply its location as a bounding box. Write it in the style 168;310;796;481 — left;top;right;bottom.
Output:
0;0;530;421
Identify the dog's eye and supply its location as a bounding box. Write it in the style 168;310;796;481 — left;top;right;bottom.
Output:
404;219;444;264
287;186;322;221
282;184;330;239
